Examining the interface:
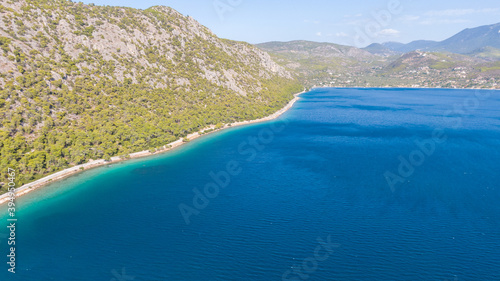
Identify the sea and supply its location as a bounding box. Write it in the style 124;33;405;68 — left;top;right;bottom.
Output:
1;88;499;280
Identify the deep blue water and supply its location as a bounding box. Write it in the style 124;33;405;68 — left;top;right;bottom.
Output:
1;88;500;280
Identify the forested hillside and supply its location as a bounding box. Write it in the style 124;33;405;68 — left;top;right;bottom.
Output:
0;0;302;191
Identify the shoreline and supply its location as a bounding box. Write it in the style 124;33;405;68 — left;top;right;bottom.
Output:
311;85;500;90
0;90;305;205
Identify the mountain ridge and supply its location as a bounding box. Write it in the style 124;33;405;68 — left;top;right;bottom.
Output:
379;22;500;54
258;38;498;89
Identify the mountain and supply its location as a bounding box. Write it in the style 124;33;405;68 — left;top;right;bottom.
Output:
257;40;374;59
363;43;400;57
257;40;381;85
380;41;406;51
469;46;500;60
0;0;301;190
382;22;500;54
382;40;438;53
385;50;481;72
438;22;500;53
258;40;498;89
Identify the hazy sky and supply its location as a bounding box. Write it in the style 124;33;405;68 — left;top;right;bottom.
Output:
82;0;500;47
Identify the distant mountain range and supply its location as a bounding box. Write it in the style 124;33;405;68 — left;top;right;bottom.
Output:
257;40;374;64
256;40;380;83
257;22;500;89
365;22;500;55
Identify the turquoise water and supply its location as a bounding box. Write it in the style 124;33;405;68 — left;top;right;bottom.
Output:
1;88;500;280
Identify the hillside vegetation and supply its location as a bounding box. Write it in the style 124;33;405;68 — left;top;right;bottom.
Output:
0;0;302;191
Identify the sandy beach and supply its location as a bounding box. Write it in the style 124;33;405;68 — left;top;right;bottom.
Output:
0;90;305;205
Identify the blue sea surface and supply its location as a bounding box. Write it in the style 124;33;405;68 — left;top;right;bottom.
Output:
1;88;500;280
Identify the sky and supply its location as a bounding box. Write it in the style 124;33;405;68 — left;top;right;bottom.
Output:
81;0;500;47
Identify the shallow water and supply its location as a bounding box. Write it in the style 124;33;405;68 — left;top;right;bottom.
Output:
1;88;499;280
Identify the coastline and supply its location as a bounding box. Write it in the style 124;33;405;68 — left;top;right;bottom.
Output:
0;90;305;205
311;85;500;90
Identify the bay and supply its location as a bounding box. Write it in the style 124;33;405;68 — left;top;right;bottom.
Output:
1;88;500;280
